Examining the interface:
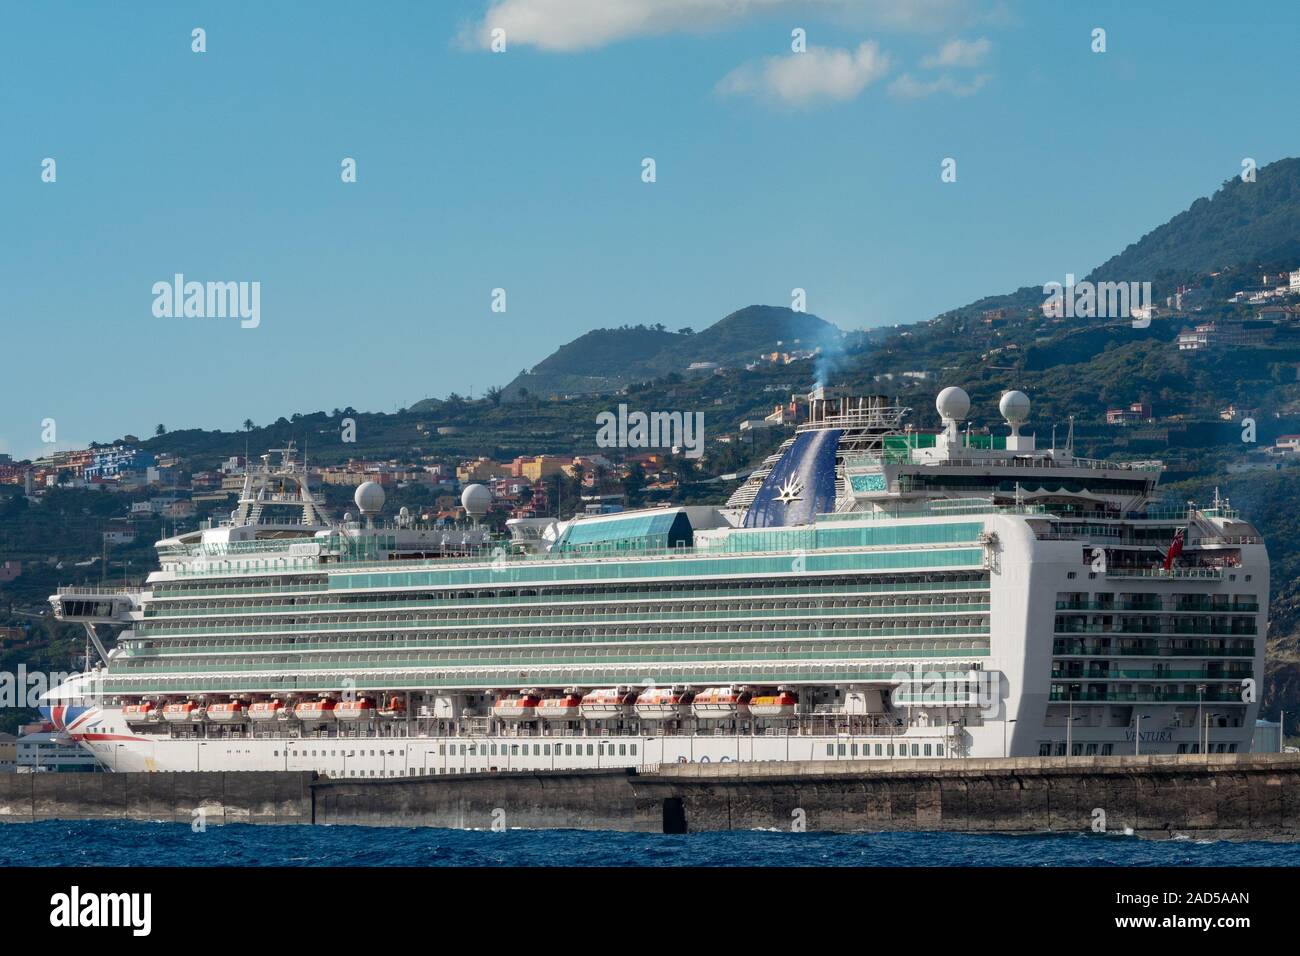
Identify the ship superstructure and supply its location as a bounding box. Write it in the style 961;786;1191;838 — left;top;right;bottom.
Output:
42;389;1267;775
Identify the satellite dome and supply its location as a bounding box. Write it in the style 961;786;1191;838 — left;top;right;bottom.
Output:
999;390;1031;425
935;386;971;422
461;483;492;518
353;481;386;515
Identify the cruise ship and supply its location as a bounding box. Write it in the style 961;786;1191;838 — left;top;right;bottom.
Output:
41;386;1267;776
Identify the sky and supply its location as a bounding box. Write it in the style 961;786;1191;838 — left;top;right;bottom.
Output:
2;0;1298;460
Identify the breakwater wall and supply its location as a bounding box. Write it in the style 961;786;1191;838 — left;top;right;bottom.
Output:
313;754;1300;839
0;770;315;825
5;755;1300;839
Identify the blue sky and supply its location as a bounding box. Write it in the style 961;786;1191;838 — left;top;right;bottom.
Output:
2;0;1297;459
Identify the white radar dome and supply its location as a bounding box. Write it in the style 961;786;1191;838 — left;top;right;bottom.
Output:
461;483;492;518
999;390;1031;425
353;481;386;515
935;386;971;422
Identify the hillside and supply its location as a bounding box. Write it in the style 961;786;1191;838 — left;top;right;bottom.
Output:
1090;157;1300;287
496;305;843;400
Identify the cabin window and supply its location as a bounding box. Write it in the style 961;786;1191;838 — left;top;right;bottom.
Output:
923;744;932;756
619;744;626;756
874;744;882;756
630;745;637;756
837;744;846;756
544;745;551;755
936;744;944;757
565;745;573;755
826;744;834;756
911;744;920;756
511;744;519;756
533;744;541;756
586;744;594;755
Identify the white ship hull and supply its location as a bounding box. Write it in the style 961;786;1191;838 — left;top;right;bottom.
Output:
66;705;965;774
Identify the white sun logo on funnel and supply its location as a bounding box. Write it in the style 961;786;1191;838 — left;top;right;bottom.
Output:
775;476;804;505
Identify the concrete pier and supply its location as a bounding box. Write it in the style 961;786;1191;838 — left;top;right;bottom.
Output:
0;770;315;825
3;755;1300;839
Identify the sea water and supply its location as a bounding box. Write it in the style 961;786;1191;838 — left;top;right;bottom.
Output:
2;820;1297;867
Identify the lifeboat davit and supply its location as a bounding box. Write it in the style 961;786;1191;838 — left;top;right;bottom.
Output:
493;690;541;720
162;701;198;723
335;698;377;722
207;701;248;723
294;699;336;722
580;686;637;718
635;686;695;721
377;694;406;719
122;702;156;722
537;691;583;720
748;689;799;718
692;685;752;719
248;700;283;721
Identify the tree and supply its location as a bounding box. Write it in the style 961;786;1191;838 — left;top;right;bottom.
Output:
154;424;166;436
243;419;255;432
486;385;504;407
623;462;646;508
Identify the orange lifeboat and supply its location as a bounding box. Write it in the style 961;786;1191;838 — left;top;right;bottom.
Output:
748;689;799;718
493;690;541;720
377;694;406;719
248;700;283;722
692;685;752;719
335;698;377;722
162;701;199;723
537;691;583;720
294;699;336;722
207;701;248;723
580;687;637;718
635;686;695;721
122;702;156;722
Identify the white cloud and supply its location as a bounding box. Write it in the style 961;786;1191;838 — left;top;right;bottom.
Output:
921;36;990;68
716;41;893;107
460;0;984;52
888;71;989;99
